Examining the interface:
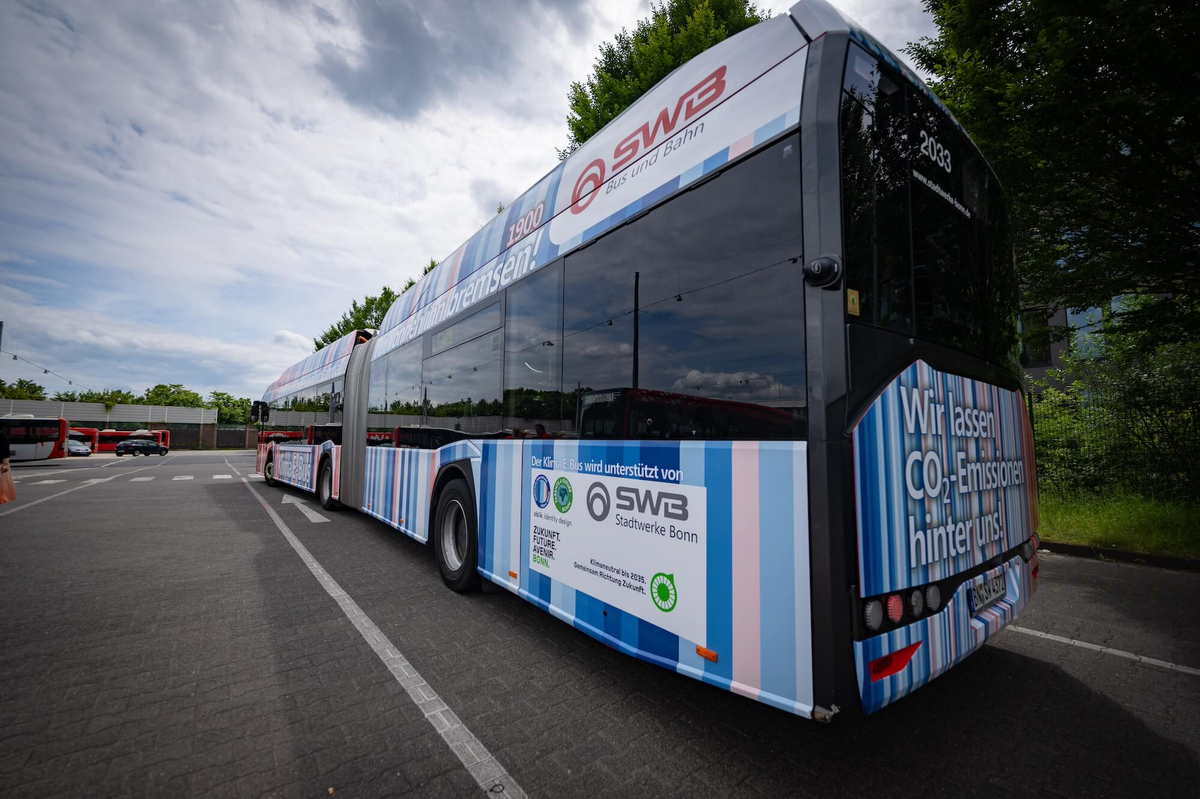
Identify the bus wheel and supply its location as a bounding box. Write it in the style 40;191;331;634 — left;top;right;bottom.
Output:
318;459;338;511
434;478;481;593
264;456;276;487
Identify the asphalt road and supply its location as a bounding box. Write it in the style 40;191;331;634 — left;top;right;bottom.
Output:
2;451;1198;797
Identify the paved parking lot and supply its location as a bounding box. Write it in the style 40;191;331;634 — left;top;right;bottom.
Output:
3;451;1198;797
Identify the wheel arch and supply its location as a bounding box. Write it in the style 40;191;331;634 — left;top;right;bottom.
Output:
428;459;477;544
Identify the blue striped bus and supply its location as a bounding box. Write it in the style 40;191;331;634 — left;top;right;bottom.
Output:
257;0;1040;719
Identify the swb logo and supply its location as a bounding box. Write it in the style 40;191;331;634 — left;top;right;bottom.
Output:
586;481;688;522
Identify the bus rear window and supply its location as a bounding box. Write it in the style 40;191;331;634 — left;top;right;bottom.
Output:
840;44;1019;368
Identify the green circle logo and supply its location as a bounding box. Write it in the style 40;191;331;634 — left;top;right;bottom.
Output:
650;572;677;613
553;477;573;513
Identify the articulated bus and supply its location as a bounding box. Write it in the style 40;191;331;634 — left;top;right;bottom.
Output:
2;416;69;461
256;0;1039;719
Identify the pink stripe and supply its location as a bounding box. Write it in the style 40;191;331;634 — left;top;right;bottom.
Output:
730;441;761;698
727;133;755;161
392;449;402;524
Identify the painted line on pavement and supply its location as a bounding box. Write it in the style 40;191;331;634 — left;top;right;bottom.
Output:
32;479;65;485
280;494;329;524
130;477;156;482
0;457;175;517
173;476;194;481
213;474;232;480
1009;626;1200;677
241;478;526;798
222;455;243;476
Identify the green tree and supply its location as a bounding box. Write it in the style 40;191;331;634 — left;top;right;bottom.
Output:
0;378;46;400
560;0;766;157
313;285;399;350
78;388;139;406
907;0;1200;348
208;391;252;424
142;384;204;407
51;390;80;402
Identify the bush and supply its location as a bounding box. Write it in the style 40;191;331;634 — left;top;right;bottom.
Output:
1032;310;1200;502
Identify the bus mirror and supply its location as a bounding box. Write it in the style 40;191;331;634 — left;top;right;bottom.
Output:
250;401;261;423
260;404;270;423
803;255;842;288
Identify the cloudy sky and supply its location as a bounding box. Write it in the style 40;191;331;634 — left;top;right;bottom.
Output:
0;0;933;401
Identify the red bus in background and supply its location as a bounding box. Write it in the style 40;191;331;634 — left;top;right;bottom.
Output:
1;416;69;461
258;430;304;445
69;427;100;451
95;429;169;452
577;388;803;441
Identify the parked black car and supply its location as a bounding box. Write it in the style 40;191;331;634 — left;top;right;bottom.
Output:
115;439;169;457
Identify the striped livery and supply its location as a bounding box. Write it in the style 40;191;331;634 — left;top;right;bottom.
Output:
852;360;1038;598
323;438;816;717
854;552;1037;714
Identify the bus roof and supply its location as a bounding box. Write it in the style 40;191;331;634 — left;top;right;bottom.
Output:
263;328;370;404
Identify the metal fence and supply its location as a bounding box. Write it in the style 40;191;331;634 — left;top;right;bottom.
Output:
1028;389;1199;501
0;399;218;424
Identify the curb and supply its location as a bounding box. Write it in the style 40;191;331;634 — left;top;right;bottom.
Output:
1039;540;1200;572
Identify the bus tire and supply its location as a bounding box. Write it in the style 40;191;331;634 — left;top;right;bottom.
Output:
434;478;481;593
318;458;338;511
264;455;277;487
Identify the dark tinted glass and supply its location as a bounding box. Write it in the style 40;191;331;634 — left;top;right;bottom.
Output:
367;354;387;414
503;263;565;434
840;44;1020;368
423;331;502;421
431;300;501;356
562;134;807;440
840;45;913;331
384;340;422;415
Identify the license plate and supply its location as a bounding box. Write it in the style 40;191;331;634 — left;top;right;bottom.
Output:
969;568;1008;615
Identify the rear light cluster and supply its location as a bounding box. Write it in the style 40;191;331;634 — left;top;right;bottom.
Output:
863;583;945;634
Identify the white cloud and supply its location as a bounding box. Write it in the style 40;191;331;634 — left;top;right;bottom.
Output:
273;329;314;349
0;270;65;288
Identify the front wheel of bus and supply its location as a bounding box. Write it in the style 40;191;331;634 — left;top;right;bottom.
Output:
264;455;276;487
434;478;481;593
318;459;338;511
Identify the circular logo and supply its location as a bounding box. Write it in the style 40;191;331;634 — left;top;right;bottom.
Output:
533;474;551;509
570;158;606;215
650;573;677;613
586;482;610;521
553;477;573;513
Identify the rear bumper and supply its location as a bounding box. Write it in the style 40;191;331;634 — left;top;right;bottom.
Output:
853;543;1038;714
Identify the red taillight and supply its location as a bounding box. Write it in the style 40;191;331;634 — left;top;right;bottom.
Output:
868;641;922;682
886;594;903;623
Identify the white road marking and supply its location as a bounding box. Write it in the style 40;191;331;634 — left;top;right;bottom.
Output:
1008;626;1200;677
222;455;243;476
241;478;525;797
130;477;156;482
0;459;170;517
173;476;194;481
213;474;232;480
281;494;329;524
32;480;65;485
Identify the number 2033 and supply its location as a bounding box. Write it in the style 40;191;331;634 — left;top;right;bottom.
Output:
919;129;952;174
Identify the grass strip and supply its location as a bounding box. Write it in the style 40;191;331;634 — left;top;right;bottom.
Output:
1039;491;1200;561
